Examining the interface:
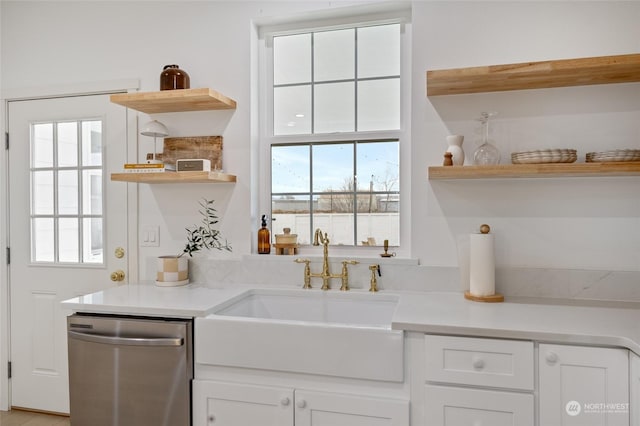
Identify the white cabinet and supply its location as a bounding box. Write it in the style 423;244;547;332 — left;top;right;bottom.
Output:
539;344;629;426
425;385;534;426
425;335;534;390
193;380;293;426
295;389;409;426
423;335;535;426
193;380;409;426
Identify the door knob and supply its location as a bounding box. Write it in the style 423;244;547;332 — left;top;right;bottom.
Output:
110;270;125;282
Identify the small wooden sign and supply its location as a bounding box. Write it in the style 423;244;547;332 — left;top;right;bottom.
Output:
161;136;223;170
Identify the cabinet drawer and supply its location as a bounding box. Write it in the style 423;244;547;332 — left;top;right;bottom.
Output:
425;384;534;426
425;335;534;390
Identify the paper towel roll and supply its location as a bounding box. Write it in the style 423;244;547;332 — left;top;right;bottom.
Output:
469;233;495;296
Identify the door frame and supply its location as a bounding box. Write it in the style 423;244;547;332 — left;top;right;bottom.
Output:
0;79;140;410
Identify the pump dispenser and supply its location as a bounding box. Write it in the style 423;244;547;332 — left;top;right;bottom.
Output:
258;215;271;254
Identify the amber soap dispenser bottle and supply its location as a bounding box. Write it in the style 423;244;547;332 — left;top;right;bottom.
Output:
258;215;271;254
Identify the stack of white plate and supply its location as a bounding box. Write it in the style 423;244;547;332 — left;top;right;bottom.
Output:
585;149;640;163
511;149;577;164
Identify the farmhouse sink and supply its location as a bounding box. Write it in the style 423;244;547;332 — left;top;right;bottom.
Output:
195;288;404;382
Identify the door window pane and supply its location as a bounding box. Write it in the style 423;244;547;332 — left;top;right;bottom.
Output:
59;218;79;262
83;170;102;216
32;218;54;262
81;120;102;166
32;123;53;168
57;122;78;167
33;171;54;215
58;170;78;215
30;119;103;264
83;218;103;264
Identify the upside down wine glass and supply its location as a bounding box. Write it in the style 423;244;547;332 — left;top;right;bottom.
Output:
473;112;501;165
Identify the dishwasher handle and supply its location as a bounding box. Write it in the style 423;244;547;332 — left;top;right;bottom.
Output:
68;330;184;347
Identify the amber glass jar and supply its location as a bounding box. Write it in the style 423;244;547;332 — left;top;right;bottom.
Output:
160;65;190;90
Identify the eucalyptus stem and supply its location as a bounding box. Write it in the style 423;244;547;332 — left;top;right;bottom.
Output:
180;199;232;257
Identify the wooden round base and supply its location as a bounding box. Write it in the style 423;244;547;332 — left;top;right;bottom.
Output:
464;291;504;303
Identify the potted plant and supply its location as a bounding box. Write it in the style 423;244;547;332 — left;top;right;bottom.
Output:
156;198;232;286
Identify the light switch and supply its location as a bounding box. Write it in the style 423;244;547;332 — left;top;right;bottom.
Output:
141;225;160;247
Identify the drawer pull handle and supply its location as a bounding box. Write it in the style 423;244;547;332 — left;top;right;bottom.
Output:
281;397;290;406
472;357;485;369
545;351;558;364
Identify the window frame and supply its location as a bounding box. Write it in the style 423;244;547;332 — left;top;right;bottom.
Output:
257;4;412;257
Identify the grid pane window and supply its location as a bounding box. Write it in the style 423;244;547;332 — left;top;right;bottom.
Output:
273;23;400;135
269;21;402;248
30;119;104;264
272;141;399;247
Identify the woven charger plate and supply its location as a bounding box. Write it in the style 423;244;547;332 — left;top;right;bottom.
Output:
512;149;577;164
586;149;640;163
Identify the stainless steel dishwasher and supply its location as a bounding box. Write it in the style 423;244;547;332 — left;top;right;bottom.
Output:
67;313;193;426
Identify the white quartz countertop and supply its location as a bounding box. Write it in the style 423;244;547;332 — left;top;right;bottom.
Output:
393;292;640;355
62;284;640;355
61;283;246;318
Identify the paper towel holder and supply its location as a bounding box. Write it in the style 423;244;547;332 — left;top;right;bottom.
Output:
464;224;504;303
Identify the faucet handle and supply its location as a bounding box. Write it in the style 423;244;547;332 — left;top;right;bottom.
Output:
342;260;359;265
369;264;380;292
294;258;312;289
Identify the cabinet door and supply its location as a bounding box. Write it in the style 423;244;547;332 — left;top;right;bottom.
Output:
294;389;409;426
539;344;629;426
192;380;294;426
425;384;534;426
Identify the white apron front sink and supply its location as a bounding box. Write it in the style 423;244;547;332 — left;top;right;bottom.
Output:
195;288;404;382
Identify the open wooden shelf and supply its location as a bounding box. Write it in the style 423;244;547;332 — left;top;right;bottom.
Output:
428;162;640;180
426;53;640;96
110;88;237;113
111;171;237;184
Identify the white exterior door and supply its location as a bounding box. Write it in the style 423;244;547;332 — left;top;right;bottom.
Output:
7;94;130;413
539;343;629;426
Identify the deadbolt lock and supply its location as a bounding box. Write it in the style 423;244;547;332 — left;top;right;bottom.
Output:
110;270;125;282
114;247;125;259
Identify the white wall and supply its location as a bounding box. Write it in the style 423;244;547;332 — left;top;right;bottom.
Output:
1;0;638;281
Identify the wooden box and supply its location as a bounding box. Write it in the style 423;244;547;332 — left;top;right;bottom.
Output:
161;136;223;170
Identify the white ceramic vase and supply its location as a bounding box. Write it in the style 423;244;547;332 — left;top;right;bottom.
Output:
156;255;189;287
446;135;465;166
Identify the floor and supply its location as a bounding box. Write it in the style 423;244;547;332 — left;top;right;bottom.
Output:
0;409;70;426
